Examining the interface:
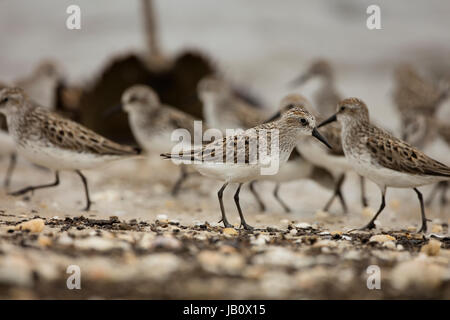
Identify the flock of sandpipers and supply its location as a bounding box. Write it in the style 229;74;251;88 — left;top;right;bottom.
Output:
0;59;449;233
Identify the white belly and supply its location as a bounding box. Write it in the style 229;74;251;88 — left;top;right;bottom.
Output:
194;163;261;183
259;158;314;183
347;151;445;189
17;144;119;171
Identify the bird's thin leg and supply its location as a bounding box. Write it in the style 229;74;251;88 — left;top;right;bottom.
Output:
360;176;369;208
217;182;233;228
9;171;60;196
425;182;441;206
171;165;188;196
358;188;386;230
273;183;291;213
414;188;429;233
76;170;92;211
337;188;348;214
234;183;253;230
3;153;17;189
323;174;346;213
249;180;266;212
439;181;448;207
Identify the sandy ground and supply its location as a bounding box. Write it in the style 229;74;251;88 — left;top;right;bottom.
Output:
0;156;449;299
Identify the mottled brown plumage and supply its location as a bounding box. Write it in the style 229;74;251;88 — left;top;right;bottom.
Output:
29;107;140;156
0;87;140;211
364;124;450;178
320;97;450;232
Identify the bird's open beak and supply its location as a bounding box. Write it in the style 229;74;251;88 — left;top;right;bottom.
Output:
263;111;281;123
311;127;332;149
102;103;122;118
318;114;337;128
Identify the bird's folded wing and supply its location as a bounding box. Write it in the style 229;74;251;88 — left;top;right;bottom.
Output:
164;133;264;165
366;127;450;177
35;108;140;156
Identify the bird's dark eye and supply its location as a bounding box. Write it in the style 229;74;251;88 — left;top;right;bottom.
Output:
340;106;346;111
129;96;138;103
0;97;8;104
300;118;308;125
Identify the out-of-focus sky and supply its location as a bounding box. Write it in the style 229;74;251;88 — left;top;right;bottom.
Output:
0;0;449;128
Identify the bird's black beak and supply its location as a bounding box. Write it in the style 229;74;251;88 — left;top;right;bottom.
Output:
311;127;332;149
318;114;337;128
263;111;281;124
102;103;122;118
288;73;309;88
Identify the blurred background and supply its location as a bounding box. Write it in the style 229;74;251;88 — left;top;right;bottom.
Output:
0;0;450;115
0;0;449;141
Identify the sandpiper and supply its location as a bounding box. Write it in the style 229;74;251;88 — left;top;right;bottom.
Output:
197;75;269;132
199;76;274;208
272;94;353;213
290;60;369;208
393;64;449;207
161;100;332;229
0;87;141;211
319;97;450;232
254;94;348;213
117;84;206;195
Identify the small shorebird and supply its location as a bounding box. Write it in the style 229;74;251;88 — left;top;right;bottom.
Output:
161;100;331;229
393;64;449;206
16;60;62;110
256;94;348;213
290;59;369;208
0;87;141;210
271;94;353;213
118;84;206;195
319;97;450;232
197;75;269;132
199;76;274;208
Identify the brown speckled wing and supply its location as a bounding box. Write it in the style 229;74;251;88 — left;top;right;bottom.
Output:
34;108;140;156
366;126;450;177
165;126;274;165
